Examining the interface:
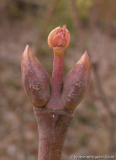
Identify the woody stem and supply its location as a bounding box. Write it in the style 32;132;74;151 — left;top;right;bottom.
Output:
34;107;73;160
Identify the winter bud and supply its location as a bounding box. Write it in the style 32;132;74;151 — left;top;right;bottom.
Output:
62;51;91;109
48;25;70;56
21;45;50;107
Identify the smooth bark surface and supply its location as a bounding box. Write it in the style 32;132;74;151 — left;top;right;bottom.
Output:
33;106;73;160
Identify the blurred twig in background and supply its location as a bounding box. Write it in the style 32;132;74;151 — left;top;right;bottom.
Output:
35;0;59;55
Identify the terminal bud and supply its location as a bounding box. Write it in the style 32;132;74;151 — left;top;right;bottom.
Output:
48;25;70;56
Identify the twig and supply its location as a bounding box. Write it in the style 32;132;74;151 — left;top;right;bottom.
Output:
21;26;91;159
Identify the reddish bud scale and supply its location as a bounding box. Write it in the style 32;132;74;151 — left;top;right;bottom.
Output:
62;52;91;109
52;31;66;47
21;45;50;107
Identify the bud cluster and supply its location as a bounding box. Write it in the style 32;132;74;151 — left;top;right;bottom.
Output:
21;25;91;110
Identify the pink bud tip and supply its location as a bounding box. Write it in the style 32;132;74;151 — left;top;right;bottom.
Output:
48;25;70;56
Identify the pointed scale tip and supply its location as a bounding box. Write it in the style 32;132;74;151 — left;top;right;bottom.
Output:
77;51;91;69
21;45;34;62
26;44;29;47
84;50;88;56
24;45;30;56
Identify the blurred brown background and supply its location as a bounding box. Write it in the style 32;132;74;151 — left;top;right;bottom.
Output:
0;0;116;159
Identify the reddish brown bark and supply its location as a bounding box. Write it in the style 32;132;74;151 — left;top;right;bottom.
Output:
33;106;73;160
